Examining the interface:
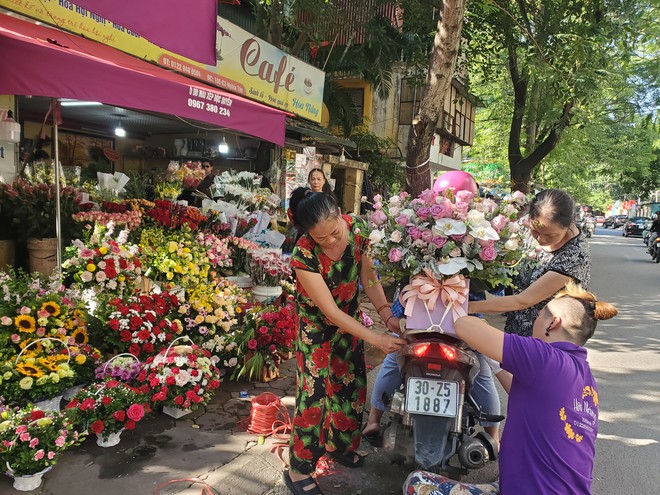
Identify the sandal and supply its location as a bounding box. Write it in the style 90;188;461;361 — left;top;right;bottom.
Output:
283;470;324;495
326;449;365;468
361;431;383;447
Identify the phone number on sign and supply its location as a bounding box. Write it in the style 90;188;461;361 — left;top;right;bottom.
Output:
187;98;231;117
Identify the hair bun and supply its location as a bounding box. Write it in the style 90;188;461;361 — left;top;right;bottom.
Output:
593;301;618;321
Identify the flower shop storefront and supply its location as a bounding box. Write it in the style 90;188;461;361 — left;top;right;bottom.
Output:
0;14;304;492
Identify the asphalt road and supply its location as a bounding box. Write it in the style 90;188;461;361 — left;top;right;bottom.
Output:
585;227;660;493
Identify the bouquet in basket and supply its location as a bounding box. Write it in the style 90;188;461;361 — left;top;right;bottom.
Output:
366;188;528;333
232;299;297;381
136;343;221;411
0;404;84;476
64;380;151;438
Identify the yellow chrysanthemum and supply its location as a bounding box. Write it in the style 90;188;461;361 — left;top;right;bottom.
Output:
86;263;96;272
117;275;126;283
71;327;89;345
14;315;36;333
15;362;45;378
99;246;108;255
40;301;61;316
75;354;87;365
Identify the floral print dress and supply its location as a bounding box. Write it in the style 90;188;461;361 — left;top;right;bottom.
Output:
288;215;368;475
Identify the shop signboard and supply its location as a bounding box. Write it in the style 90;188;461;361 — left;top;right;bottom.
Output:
0;0;325;123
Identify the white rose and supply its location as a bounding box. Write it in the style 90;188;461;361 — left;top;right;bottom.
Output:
389;206;401;217
508;222;520;233
369;230;386;245
174;369;191;386
467;209;486;225
390;230;403;243
389;196;401;206
504;238;520;250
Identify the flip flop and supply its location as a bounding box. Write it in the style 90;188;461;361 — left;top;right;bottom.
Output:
326;450;365;468
361;431;383;447
283;470;324;495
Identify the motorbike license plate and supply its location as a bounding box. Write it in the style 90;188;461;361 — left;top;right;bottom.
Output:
405;378;459;417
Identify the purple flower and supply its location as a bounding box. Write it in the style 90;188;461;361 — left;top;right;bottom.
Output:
395;214;409;226
432;236;448;248
388;248;404;262
371;210;387;226
416;207;431;220
418;189;434;203
407;226;422;240
479;246;498;261
421;229;434;243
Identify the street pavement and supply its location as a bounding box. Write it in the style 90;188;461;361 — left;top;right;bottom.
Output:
2;226;656;494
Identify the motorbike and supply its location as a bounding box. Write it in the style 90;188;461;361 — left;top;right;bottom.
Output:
382;332;503;477
580;219;595;238
650;235;660;263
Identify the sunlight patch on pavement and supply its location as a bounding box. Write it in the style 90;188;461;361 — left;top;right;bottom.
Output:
597;433;658;447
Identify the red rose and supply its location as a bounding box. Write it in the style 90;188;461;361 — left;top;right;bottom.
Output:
29;409;45;421
129;343;141;356
127;404;145;422
142;342;154;354
113;410;126;422
136;330;150;342
105;380;120;389
144;312;156;323
101;396;112;406
109;319;120;331
80;398;96;411
65;399;79;409
165;376;176;385
105;266;117;279
125;419;136;430
90;420;105;434
119;330;132;342
173;395;184;405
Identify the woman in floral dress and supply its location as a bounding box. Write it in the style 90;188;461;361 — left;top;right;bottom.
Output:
284;188;406;495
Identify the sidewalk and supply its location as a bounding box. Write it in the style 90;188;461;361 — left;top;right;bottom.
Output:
0;303;506;495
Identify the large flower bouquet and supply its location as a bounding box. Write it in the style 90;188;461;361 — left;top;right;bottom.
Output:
176;281;247;347
225;237;261;275
366;189;529;289
232;299;297;381
136;343;221;411
64;380;151;438
62;225;143;304
100;292;182;359
0;404;83;476
176;161;206;190
144;200;207;231
249;251;292;287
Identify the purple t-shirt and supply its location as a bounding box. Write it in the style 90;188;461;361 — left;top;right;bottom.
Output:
500;333;599;494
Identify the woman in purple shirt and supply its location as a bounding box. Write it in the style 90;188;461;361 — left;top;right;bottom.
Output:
403;282;617;495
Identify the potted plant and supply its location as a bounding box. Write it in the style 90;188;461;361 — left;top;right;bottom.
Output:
0;404;83;491
136;339;221;418
64;380;151;447
232;300;297;382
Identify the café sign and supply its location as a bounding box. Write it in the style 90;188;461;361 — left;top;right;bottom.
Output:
1;0;325;122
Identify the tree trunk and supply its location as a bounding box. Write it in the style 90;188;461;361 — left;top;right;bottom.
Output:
405;0;467;197
268;0;283;49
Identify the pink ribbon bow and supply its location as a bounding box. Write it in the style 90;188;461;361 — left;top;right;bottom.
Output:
399;270;469;332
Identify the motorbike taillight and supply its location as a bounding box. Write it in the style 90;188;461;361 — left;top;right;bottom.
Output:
412;343;431;357
408;342;457;361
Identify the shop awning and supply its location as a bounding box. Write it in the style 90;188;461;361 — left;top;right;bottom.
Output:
0;13;287;146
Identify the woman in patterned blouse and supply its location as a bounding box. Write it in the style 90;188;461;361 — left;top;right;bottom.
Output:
469;188;592;337
283;187;406;495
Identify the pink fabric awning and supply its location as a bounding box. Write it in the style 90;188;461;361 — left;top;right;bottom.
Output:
70;0;217;65
0;13;286;146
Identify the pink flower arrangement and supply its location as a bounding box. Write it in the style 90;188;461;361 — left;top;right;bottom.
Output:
366;189;529;289
249;251;292;287
72;210;142;231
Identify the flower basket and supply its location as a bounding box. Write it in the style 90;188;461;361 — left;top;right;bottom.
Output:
64;380;151;441
136;336;221;413
8;464;52;491
95;429;123;447
162;405;192;419
0;405;83;481
399;273;470;336
94;353;142;384
27;237;58;276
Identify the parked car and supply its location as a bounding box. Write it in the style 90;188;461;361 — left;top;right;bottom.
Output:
603;215;628;229
623;217;650;237
595;215;606;225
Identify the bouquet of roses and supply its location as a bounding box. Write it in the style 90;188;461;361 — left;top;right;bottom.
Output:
0;404;84;476
144;200;207;231
225;237;261;275
72;209;143;232
136;343;221;411
175;161;206;190
62;224;143;303
232;299;297;381
64;380;151;438
249;251;292;287
100;292;182;359
366;188;529;290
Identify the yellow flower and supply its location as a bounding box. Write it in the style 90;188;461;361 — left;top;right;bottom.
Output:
14;315;36;333
118;275;126;283
194;315;205;325
0;420;11;432
36;376;48;386
49;372;60;383
71;327;89;345
166;272;174;280
19;377;33;389
37;357;60;372
73;309;85;320
37;317;49;327
86;263;96;272
235;306;243;314
99;246;108;255
15;362;44;378
37;417;53;428
75;354;87;365
3;372;12;380
183;247;191;253
40;301;61;316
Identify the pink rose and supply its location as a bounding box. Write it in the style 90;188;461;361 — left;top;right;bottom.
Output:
19;306;31;315
388;248;403;263
47;451;56;459
20;432;31;442
36;309;50;318
430;201;452;219
55;436;66;447
29;438;39;448
395;214;409;226
454;201;469;220
373;194;382;203
416;206;431;220
34;450;45;461
371;210;387;226
248;339;258;350
399;191;411;200
421;229;434;243
456;190;475;203
127;404;145;422
1;316;12;326
479;239;495;249
36;327;46;337
491;214;509;232
373;201;383;210
479;246;498;262
432;236;448;248
10;334;21;344
418;189;434;203
407;226;422;240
